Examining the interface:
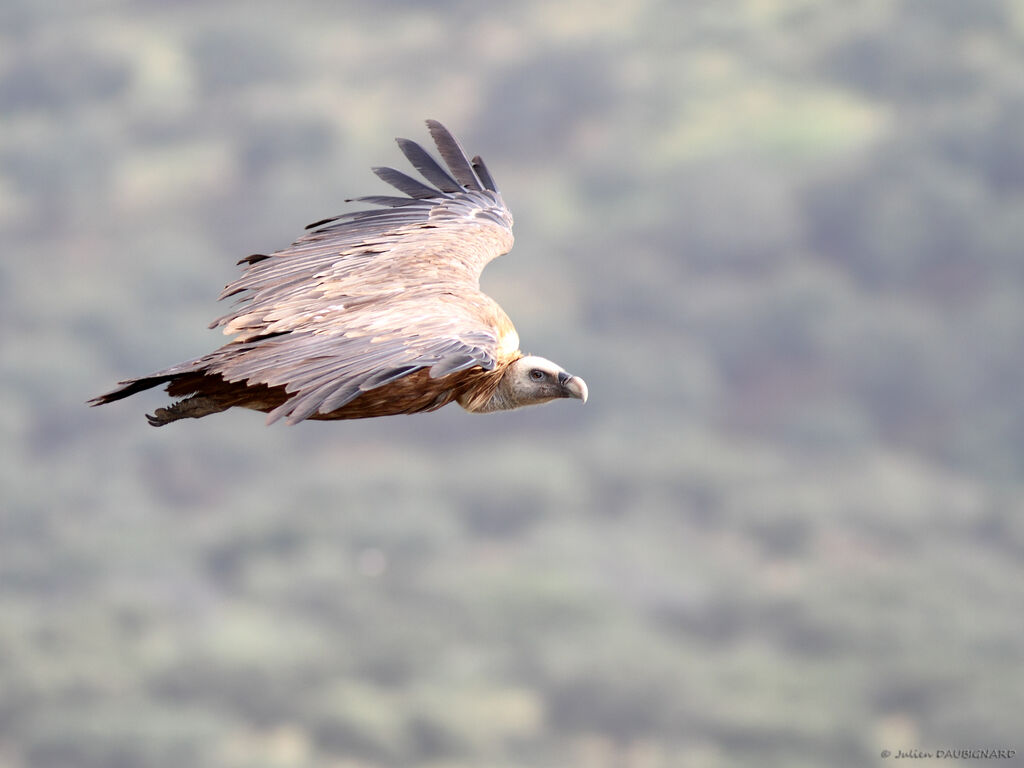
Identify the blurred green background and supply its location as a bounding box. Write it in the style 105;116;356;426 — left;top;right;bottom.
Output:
3;1;1024;766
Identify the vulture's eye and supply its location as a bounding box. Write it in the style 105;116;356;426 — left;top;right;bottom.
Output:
530;369;545;381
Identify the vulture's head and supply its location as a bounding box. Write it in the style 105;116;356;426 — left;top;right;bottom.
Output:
499;355;588;410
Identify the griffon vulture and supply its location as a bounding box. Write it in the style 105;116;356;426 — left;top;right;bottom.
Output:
89;120;587;426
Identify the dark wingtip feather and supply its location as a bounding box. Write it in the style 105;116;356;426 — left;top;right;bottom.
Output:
396;137;461;193
305;123;497;233
471;155;499;193
346;195;423;208
237;253;270;266
305;215;340;230
425;119;482;191
372;166;440;199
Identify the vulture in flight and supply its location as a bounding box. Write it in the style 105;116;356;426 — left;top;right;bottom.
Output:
90;120;587;426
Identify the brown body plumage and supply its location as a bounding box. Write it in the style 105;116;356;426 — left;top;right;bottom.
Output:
89;120;587;426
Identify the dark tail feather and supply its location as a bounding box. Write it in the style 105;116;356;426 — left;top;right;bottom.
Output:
88;373;182;406
90;363;287;426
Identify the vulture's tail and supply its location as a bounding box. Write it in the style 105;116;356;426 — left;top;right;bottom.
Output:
87;365;231;426
89;363;288;426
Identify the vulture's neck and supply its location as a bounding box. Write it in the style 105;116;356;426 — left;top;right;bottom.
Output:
458;367;520;413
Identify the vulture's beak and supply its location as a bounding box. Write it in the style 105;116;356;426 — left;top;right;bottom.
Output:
558;372;588;403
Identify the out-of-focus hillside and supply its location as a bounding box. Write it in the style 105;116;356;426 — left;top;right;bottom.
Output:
2;1;1023;766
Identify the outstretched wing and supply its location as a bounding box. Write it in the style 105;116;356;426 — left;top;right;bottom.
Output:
204;120;518;424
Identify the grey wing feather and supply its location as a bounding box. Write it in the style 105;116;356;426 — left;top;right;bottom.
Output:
227;330;498;425
372;166;439;198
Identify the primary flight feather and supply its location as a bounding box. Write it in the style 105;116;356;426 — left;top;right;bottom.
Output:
89;120;587;426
